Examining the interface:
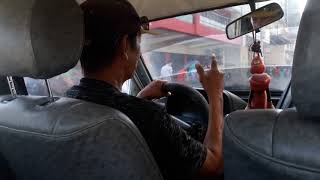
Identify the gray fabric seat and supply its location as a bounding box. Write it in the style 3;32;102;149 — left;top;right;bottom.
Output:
224;0;320;179
0;96;163;180
0;0;163;179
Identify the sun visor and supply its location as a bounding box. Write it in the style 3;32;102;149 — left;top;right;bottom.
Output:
0;0;84;79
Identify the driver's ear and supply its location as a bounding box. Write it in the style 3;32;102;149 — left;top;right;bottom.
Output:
119;35;129;61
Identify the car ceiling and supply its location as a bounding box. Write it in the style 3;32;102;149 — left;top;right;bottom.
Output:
76;0;270;21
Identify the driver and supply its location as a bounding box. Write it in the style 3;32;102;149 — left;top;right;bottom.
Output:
67;0;224;179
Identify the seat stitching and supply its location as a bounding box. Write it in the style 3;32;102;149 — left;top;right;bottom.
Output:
51;101;84;134
0;117;110;138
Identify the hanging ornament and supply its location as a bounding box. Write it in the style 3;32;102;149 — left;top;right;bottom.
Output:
246;39;275;109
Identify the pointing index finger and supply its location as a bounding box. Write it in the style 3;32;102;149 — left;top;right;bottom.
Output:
211;55;218;71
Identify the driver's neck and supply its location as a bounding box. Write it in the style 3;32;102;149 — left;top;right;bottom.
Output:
83;63;127;91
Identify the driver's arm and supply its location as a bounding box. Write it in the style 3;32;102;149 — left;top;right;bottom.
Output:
137;80;168;100
137;56;224;178
196;56;224;178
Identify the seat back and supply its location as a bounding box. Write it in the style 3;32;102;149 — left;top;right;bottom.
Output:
224;109;320;180
224;0;320;179
0;0;163;179
0;96;163;180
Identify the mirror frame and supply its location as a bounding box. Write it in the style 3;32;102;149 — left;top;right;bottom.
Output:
226;2;284;40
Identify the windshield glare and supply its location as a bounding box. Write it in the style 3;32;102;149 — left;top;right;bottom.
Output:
141;0;307;91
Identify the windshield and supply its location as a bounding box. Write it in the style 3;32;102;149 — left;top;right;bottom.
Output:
141;0;306;91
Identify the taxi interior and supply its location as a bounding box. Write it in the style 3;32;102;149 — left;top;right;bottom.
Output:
0;0;318;179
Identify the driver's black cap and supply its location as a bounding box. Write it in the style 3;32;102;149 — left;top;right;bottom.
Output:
81;0;141;45
80;0;156;46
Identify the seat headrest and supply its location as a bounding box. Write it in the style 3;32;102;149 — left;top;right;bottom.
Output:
0;0;84;79
292;0;320;118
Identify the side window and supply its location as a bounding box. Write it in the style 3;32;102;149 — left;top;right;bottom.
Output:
0;77;10;95
121;79;140;96
25;63;83;96
122;80;132;94
25;63;137;96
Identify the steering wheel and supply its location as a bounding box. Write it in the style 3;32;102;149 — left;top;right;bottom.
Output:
161;83;209;141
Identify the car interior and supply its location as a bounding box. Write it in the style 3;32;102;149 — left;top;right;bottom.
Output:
0;0;316;179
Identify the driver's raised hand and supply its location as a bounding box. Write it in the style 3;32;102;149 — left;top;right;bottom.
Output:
195;55;225;177
137;80;168;100
196;56;224;99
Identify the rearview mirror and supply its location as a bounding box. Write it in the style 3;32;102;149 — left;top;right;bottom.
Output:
226;3;284;39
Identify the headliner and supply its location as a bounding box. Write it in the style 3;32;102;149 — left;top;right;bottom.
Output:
76;0;269;21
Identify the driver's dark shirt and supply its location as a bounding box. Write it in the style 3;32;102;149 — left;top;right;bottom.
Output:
66;78;207;180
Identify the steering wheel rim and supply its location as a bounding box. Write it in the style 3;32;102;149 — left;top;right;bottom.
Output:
162;82;209;141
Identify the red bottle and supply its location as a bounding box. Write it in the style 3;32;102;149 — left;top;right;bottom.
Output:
247;52;274;109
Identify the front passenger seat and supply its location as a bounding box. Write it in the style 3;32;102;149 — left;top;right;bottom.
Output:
0;0;163;179
224;0;320;179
